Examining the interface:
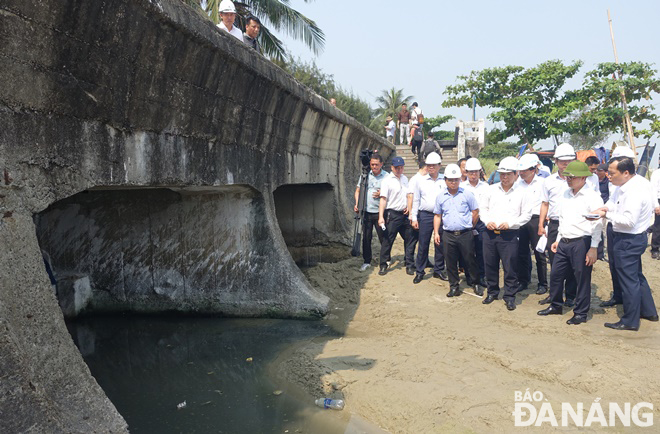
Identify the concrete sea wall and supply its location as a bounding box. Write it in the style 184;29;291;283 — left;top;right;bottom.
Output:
0;0;393;430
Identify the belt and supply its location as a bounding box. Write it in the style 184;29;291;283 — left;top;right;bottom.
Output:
445;228;471;236
560;236;589;244
387;209;405;215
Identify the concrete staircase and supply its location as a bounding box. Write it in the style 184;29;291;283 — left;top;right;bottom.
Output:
393;145;459;179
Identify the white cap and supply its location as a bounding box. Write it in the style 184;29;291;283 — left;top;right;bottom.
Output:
518;153;539;170
444;164;461;178
612;145;634;158
425;152;442;165
465;157;481;171
219;0;236;13
497;156;519;173
554;143;576;160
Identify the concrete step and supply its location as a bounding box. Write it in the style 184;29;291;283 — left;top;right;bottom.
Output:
393;145;460;179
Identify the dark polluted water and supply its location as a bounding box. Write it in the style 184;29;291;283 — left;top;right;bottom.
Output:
67;316;380;433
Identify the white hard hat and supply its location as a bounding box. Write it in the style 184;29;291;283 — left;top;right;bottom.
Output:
219;0;236;13
497;156;519;173
425;152;442;165
518;153;539;170
465;157;481;171
612;145;634;158
444;164;461;178
554;143;576;160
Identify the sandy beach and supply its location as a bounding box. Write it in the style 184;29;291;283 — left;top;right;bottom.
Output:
280;238;660;433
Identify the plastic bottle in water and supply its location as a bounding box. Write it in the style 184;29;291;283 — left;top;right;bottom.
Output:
315;398;345;410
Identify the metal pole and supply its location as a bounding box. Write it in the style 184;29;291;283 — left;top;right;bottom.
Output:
607;9;637;158
472;94;476;121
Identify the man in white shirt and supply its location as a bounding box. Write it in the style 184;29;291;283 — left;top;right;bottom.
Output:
378;157;414;275
410;102;423;125
537;161;603;325
480;156;532;311
461;157;489;287
538;143;578;307
516;153;548;295
650;168;660;259
217;0;243;41
410;152;448;283
593;156;659;331
384;116;396;144
406;162;428;275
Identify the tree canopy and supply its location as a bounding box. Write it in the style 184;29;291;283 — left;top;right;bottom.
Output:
443;60;660;147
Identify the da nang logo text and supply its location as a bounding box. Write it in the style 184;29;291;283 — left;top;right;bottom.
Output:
512;389;653;427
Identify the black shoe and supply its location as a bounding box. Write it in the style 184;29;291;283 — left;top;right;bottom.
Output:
447;287;461;297
537;306;562;316
413;274;423;284
378;265;387;276
474;285;484;296
564;299;575;308
433;270;448;281
479;278;487;288
535;286;548;295
483;294;497;304
566;315;587;325
642;315;660;322
599;298;622;308
604;321;639;331
406;267;415;276
505;300;516;311
538;296;552;305
652;251;659;260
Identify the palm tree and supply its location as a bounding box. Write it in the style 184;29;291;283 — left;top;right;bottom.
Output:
374;88;413;118
182;0;325;61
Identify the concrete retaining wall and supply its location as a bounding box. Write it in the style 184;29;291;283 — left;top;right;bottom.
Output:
0;0;393;430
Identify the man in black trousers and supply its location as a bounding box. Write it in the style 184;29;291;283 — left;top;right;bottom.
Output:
378;156;414;275
433;164;481;297
479;157;532;311
593;157;659;331
537;161;603;325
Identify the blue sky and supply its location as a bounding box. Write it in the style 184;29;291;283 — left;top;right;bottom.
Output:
279;0;660;159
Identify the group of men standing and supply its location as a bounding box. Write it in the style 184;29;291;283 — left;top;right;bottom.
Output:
354;142;660;331
216;0;263;54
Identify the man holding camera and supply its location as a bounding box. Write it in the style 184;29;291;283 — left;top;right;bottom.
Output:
354;154;388;272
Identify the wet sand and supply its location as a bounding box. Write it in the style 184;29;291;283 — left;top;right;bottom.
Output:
279;238;660;433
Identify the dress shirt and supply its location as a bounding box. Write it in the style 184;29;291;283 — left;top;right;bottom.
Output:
515;175;544;216
243;34;262;53
480;183;531;230
542;173;569;219
386;120;396;137
434;188;478;231
380;173;409;211
651;170;660;200
460;179;489;209
605;175;655;234
556;185;604;247
408;172;424;197
585;173;600;193
411;174;446;222
218;23;243;41
357;170;388;213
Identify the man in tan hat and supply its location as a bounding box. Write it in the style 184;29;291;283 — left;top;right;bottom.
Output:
538;161;603;325
384;116;396;144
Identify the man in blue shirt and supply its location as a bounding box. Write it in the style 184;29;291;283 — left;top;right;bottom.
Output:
354;154;388;271
433;164;481;297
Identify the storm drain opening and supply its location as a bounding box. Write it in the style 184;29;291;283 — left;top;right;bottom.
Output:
34;186;274;318
273;183;349;267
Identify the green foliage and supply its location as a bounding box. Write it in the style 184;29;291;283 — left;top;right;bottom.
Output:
278;58;374;129
181;0;324;61
570;62;660;139
479;142;520;160
422;115;454;136
443;60;584;145
432;130;456;141
374;88;413;119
